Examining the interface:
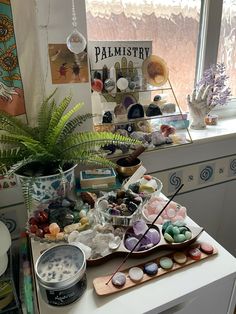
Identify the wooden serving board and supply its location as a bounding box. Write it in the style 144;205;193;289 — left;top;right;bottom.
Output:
93;243;218;296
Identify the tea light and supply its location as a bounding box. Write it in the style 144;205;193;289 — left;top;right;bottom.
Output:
36;244;87;306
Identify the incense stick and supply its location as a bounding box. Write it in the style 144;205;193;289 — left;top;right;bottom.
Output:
105;183;184;285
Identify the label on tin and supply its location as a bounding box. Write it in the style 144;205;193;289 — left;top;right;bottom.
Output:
46;276;87;306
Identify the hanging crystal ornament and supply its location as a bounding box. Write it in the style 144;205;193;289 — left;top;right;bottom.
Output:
66;0;87;54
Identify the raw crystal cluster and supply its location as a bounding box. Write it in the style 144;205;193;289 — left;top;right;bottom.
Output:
67;223;124;259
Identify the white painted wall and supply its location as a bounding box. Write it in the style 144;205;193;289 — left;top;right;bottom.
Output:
2;0;236;257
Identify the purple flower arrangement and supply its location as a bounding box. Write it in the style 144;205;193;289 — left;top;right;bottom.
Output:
197;62;231;112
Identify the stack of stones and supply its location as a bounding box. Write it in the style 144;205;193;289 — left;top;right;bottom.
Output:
162;221;192;243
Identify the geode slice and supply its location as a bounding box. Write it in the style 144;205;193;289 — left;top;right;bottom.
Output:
146;103;162;117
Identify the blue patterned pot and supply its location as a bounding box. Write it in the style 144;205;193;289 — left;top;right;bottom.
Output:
16;164;77;205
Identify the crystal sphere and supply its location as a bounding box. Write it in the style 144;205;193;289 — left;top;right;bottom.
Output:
66;29;86;54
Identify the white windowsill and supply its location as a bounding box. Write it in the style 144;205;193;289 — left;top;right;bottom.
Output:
189;117;236;143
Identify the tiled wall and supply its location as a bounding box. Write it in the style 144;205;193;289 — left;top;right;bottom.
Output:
151;154;236;197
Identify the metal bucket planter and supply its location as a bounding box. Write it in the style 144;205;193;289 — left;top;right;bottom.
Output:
16;164;77;212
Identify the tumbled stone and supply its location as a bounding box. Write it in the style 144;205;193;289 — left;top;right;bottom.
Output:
128;267;144;282
112;272;126;287
159;257;173;269
185;231;192;240
144;262;158;276
174;234;186;243
164;232;174;243
173;252;187;264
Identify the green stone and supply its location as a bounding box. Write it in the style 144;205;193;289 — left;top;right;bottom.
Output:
179;227;188;234
159;257;173;269
162;221;172;233
185;231;192;240
164;232;174;243
172;226;180;235
174;234;186;243
173;220;186;227
165;225;174;236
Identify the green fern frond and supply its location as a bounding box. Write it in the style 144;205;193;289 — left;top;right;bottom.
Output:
20;177;34;212
47;103;83;148
61;132;139;154
0;134;26;146
57;113;93;144
0;110;34;137
0;148;23;166
37;90;57;142
48;94;73;133
63;151;115;168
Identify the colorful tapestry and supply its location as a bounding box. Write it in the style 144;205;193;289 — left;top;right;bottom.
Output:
0;0;26;116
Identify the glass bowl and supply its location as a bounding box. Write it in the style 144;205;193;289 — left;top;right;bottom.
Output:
95;195;143;227
122;176;163;200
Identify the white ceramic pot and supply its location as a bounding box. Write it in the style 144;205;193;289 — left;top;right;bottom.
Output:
16;164;77;204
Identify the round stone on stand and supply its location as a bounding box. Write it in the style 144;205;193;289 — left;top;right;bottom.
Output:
173;252;187;264
144;262;158;276
159;257;173;269
128;267;144;282
112;272;126;287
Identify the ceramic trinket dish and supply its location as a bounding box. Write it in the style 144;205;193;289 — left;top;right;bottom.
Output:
142;195;187;225
85;220;203;266
122;175;163;200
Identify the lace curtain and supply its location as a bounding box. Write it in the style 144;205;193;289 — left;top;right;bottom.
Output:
86;0;200;20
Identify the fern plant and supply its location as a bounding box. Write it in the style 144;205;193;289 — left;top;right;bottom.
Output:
0;90;140;209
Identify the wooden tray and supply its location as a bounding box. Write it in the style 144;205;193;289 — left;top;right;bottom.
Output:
87;224;204;266
93;242;218;296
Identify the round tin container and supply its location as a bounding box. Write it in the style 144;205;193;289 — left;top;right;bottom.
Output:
35;244;87;306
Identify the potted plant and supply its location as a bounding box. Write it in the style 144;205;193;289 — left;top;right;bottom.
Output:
0;90;139;210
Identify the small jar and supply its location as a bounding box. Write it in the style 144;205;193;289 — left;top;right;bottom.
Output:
35;244;87;306
205;114;218;125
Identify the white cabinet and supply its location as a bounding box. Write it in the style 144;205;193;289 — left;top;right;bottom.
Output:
30;217;236;314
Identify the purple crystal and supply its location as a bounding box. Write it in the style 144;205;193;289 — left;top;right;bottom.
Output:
139;235;154;251
133;220;148;236
125;237;140;251
145;228;160;245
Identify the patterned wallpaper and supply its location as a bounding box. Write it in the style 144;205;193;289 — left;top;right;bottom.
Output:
152;154;236;197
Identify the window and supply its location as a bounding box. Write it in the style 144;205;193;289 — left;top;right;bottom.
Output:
218;0;236;98
86;0;201;112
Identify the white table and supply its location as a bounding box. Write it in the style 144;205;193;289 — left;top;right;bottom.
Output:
30;217;236;314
